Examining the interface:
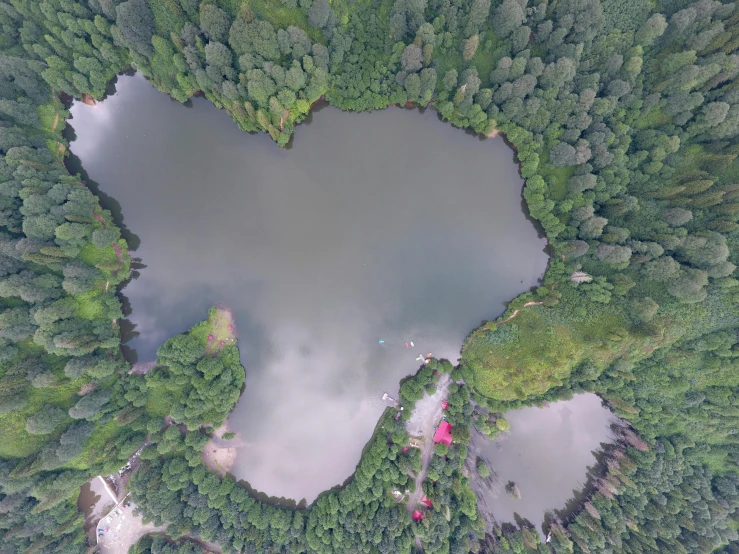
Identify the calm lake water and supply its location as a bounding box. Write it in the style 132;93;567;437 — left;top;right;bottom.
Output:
471;393;616;535
68;72;548;503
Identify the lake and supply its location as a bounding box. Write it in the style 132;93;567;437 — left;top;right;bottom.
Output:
68;72;548;503
470;393;617;536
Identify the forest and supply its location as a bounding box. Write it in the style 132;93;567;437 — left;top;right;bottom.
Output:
1;0;739;552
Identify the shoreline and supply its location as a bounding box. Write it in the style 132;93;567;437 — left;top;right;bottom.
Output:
202;420;237;478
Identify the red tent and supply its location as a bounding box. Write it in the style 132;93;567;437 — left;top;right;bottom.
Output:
421;496;433;508
441;400;449;410
433;421;453;446
412;510;424;522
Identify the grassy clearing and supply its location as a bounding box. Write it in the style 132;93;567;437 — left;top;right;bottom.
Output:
79;243;120;273
37;102;57;131
75;289;105;320
462;288;649;402
462;283;735;405
206;307;236;347
240;0;325;42
66;418;120;470
538;149;575;201
463;308;584;400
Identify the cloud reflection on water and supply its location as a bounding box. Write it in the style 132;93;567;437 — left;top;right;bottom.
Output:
69;72;548;503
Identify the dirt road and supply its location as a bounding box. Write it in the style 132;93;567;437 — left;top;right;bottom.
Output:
405;373;451;512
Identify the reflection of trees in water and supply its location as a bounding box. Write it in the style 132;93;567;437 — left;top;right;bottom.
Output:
467;417;631;540
116;259;147;364
550;419;633;530
65;101;147;363
505;480;521;499
63;109;142;252
465;428;504;533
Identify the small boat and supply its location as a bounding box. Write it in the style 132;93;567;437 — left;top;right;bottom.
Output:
379;339;385;344
410;341;414;347
405;342;409;348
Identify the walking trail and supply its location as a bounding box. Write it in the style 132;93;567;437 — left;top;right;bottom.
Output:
404;373;452;513
51;107;65;157
500;301;543;324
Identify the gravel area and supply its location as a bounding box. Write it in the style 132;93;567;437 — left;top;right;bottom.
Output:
95;501;165;554
404;373;451;512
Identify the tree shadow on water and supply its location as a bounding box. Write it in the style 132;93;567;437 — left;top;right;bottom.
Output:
235;479;308;510
62;123;142;252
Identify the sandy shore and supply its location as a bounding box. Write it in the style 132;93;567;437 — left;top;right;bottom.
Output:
202;421;237;477
487;128;501;138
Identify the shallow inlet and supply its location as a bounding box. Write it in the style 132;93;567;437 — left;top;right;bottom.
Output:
68;72;548;503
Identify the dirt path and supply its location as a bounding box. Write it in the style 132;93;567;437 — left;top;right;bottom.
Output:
405;373;452;513
500;301;543;324
464;301;544;349
279;108;290;130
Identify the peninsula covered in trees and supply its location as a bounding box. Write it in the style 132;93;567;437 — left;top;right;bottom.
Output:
2;0;739;552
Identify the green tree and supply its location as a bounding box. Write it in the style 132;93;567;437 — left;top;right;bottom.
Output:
115;0;155;57
25;405;68;435
199;4;230;43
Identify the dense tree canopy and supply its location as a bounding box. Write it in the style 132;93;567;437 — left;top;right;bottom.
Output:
2;0;739;552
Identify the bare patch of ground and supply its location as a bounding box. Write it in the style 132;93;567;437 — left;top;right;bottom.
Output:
404;373;452;512
128;361;157;375
78;382;97;396
96;501;165;554
279;109;290;130
202;420;240;477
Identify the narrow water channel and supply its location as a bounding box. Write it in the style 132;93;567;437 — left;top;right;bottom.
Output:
67;72;548;503
470;393;616;536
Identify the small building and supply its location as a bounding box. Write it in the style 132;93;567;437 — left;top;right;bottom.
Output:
421;496;433;508
433;421;453;446
412;510;424;522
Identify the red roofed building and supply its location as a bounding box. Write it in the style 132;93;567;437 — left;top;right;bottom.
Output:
441;400;449;410
433;421;453;446
412;510;424;522
421;496;433;508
